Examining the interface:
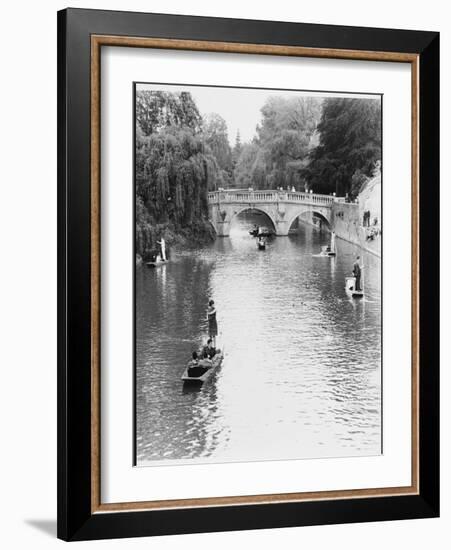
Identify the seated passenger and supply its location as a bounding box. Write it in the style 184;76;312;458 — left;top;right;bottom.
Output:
199;349;213;368
203;338;216;359
187;351;208;377
187;351;198;372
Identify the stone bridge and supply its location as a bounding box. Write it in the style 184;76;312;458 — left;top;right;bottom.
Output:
208;190;343;236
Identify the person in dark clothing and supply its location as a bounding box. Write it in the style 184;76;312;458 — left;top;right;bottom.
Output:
352;256;362;291
207;300;218;347
203;338;216;359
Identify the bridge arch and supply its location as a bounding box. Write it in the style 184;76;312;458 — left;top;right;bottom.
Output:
287;208;331;232
230;206;277;232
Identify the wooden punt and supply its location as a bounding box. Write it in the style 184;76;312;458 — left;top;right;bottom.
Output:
181;352;224;385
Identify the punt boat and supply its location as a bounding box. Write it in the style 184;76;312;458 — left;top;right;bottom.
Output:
181;351;224;385
345;276;364;298
146;256;168;268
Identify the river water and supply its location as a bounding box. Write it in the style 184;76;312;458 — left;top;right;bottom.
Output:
136;213;381;466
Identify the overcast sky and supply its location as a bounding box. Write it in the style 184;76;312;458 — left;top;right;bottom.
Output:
136;83;378;146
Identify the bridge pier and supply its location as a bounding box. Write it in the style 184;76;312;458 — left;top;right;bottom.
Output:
214;220;231;237
275;220;289;236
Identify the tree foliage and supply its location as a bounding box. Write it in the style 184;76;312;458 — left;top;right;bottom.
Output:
203;113;233;185
135;91;221;257
304;98;381;196
234;143;266;189
233;96;322;189
136;91;203;136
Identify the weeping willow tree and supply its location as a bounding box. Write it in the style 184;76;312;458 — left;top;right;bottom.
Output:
135;90;224;259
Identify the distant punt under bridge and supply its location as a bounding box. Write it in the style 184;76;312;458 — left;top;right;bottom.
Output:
208;190;345;236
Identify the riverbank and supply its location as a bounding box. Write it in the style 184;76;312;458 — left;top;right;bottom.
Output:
292;176;381;257
331;173;381;257
331;202;381;257
136;219;216;264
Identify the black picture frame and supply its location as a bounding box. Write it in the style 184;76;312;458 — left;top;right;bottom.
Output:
57;7;439;541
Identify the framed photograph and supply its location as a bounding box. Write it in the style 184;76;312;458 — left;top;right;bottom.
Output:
57;8;439;541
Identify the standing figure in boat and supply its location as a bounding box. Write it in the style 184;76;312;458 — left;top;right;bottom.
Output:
353;256;362;291
207;300;218;348
157;236;167;262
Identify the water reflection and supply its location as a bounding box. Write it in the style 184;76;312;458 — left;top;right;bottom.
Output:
136;213;381;465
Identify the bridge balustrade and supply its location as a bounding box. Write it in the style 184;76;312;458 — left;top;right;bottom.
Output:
208;190;336;206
